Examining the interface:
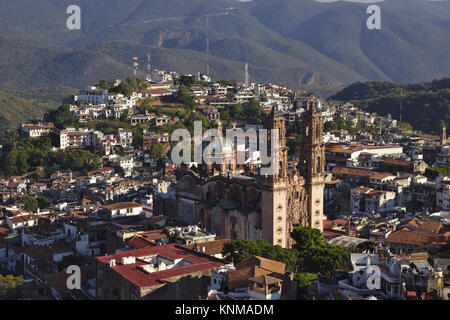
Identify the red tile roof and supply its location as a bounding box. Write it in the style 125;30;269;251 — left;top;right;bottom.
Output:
96;244;224;288
101;202;142;210
332;166;373;177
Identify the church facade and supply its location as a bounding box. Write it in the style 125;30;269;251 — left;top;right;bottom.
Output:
170;102;325;248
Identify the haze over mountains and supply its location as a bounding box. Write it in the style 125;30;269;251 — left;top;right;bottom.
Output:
0;0;449;104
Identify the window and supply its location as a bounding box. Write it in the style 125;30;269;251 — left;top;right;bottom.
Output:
316;156;321;173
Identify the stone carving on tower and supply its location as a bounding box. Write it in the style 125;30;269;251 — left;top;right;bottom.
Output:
171;102;325;249
298;100;325;232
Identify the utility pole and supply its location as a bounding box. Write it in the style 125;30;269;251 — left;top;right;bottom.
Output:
244;62;249;86
132;57;138;79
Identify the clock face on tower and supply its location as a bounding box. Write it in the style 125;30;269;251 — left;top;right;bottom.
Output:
315;199;321;207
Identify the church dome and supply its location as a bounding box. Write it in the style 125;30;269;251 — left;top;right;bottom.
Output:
202;135;234;164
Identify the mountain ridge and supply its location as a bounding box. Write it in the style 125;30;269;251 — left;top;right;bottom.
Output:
0;0;448;105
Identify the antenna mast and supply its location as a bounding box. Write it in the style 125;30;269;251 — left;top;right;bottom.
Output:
147;52;152;82
244;62;249;86
132;57;139;79
206;0;210;75
399;88;403;123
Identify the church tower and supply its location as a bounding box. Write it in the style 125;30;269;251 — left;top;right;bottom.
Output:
261;105;290;247
299;100;325;231
262;105;288;179
441;124;447;146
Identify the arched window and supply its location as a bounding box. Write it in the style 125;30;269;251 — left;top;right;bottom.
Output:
305;126;309;136
316;156;321;173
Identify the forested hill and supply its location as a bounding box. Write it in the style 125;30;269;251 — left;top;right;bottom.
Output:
0;90;58;135
329;78;450;135
1;0;450;94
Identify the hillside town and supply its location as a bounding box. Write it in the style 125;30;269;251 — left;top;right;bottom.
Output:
0;68;449;301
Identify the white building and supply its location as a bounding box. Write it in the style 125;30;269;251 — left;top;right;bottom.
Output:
118;128;133;147
101;202;143;219
60;128;104;150
351;187;396;214
75;87;109;105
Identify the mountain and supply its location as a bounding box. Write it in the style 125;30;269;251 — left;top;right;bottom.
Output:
246;0;450;83
0;0;449;101
0;90;58;134
330;77;450;134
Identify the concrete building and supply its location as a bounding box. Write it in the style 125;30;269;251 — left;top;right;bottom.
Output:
101;202;143;219
60;128;104;150
95;244;224;300
351;187;396;213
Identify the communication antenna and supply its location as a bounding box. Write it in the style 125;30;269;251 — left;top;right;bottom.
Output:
244;62;249;86
132;57;139;79
147;52;152;82
399;88;403;123
206;0;210;75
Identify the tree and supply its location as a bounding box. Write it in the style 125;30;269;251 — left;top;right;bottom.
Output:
324;120;338;132
45;105;75;129
37;196;50;209
0;135;54;176
20;195;38;212
290;225;350;274
97;80;110;90
52;149;101;172
243;100;263;124
149;142;167;159
222;239;298;270
0;275;24;300
335;117;346;130
425;164;450;179
398;122;413;131
177;86;197;109
303;244;350;274
290;225;324;253
16;152;30;175
230;104;244;119
110;81;133;97
131;125;144;149
185;114;210;133
287;135;302;158
120;113;128;122
294;272;317;292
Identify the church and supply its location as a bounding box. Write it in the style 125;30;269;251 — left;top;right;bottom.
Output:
168;101;325;248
